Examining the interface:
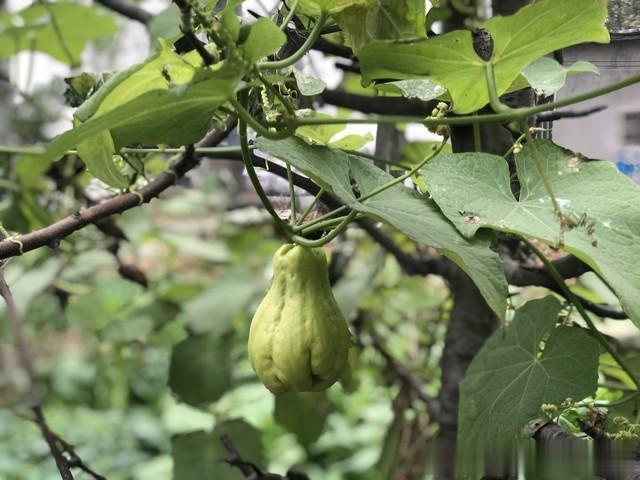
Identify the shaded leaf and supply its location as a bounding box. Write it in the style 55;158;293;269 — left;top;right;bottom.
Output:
172;419;264;480
181;265;260;335
168;333;232;406
458;297;599;449
274;392;331;446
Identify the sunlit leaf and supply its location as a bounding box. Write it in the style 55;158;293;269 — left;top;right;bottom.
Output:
0;2;116;65
358;0;609;113
422;141;640;327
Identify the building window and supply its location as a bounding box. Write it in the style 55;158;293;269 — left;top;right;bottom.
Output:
624;112;640;145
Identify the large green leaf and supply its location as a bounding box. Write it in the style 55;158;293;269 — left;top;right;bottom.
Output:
168;333;232;406
358;0;609;113
256;136;508;319
274;392;331;447
458;297;598;449
78;40;201;123
44;66;240;162
520;57;598;96
240;18;286;62
76;130;129;189
334;0;426;54
0;2;116;65
421;141;640;327
181;266;260;335
172;419;264;480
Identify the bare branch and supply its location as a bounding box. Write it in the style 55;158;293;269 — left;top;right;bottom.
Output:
0;117;237;260
321;89;439;116
503;255;628;319
536;105;606;123
368;328;441;421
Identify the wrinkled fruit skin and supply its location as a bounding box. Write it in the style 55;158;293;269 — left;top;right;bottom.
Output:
248;244;352;393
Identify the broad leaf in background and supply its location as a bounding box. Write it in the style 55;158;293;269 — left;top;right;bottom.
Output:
520;57;599;96
334;0;426;54
376;414;404;479
294;69;327;96
274;392;331;447
76;130;129;189
333;246;386;320
172;419;264;480
257;136;508;319
422;141;640;327
168;333;232;406
358;0;609;113
66;279;146;331
181;265;261;335
1;258;61;315
240;18;287;62
0;2;116;65
458;297;598;450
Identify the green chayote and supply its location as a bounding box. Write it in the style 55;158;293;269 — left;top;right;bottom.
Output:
248;244;352;393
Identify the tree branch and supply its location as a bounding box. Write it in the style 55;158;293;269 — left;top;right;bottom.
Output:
321;89;439;116
0;117;237;260
504;255;628;319
94;0;152;24
1;269;106;479
368;327;441;421
536;105;606;123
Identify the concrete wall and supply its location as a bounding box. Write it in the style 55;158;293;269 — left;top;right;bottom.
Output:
554;39;640;182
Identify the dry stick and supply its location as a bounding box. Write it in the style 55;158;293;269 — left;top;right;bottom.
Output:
0;117;237;260
0;273;74;480
369;329;441;422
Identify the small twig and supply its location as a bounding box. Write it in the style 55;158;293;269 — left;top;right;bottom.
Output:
173;0;216;66
220;434;264;479
357;316;441;421
94;0;152;24
31;406;75;480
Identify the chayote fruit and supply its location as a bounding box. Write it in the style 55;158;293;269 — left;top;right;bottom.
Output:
248;244;352;393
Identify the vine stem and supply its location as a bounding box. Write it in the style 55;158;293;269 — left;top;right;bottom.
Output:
237;91;289;231
299;213;364;235
291;211;357;248
287;163;297;226
294;137;450;233
523;238;640;390
229;96;294;140
279;0;299;30
522;121;562;216
0;145;245;156
259;10;328;70
287;73;640;128
296;187;324;226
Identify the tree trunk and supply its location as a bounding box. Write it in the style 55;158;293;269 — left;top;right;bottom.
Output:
434;2;533;478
